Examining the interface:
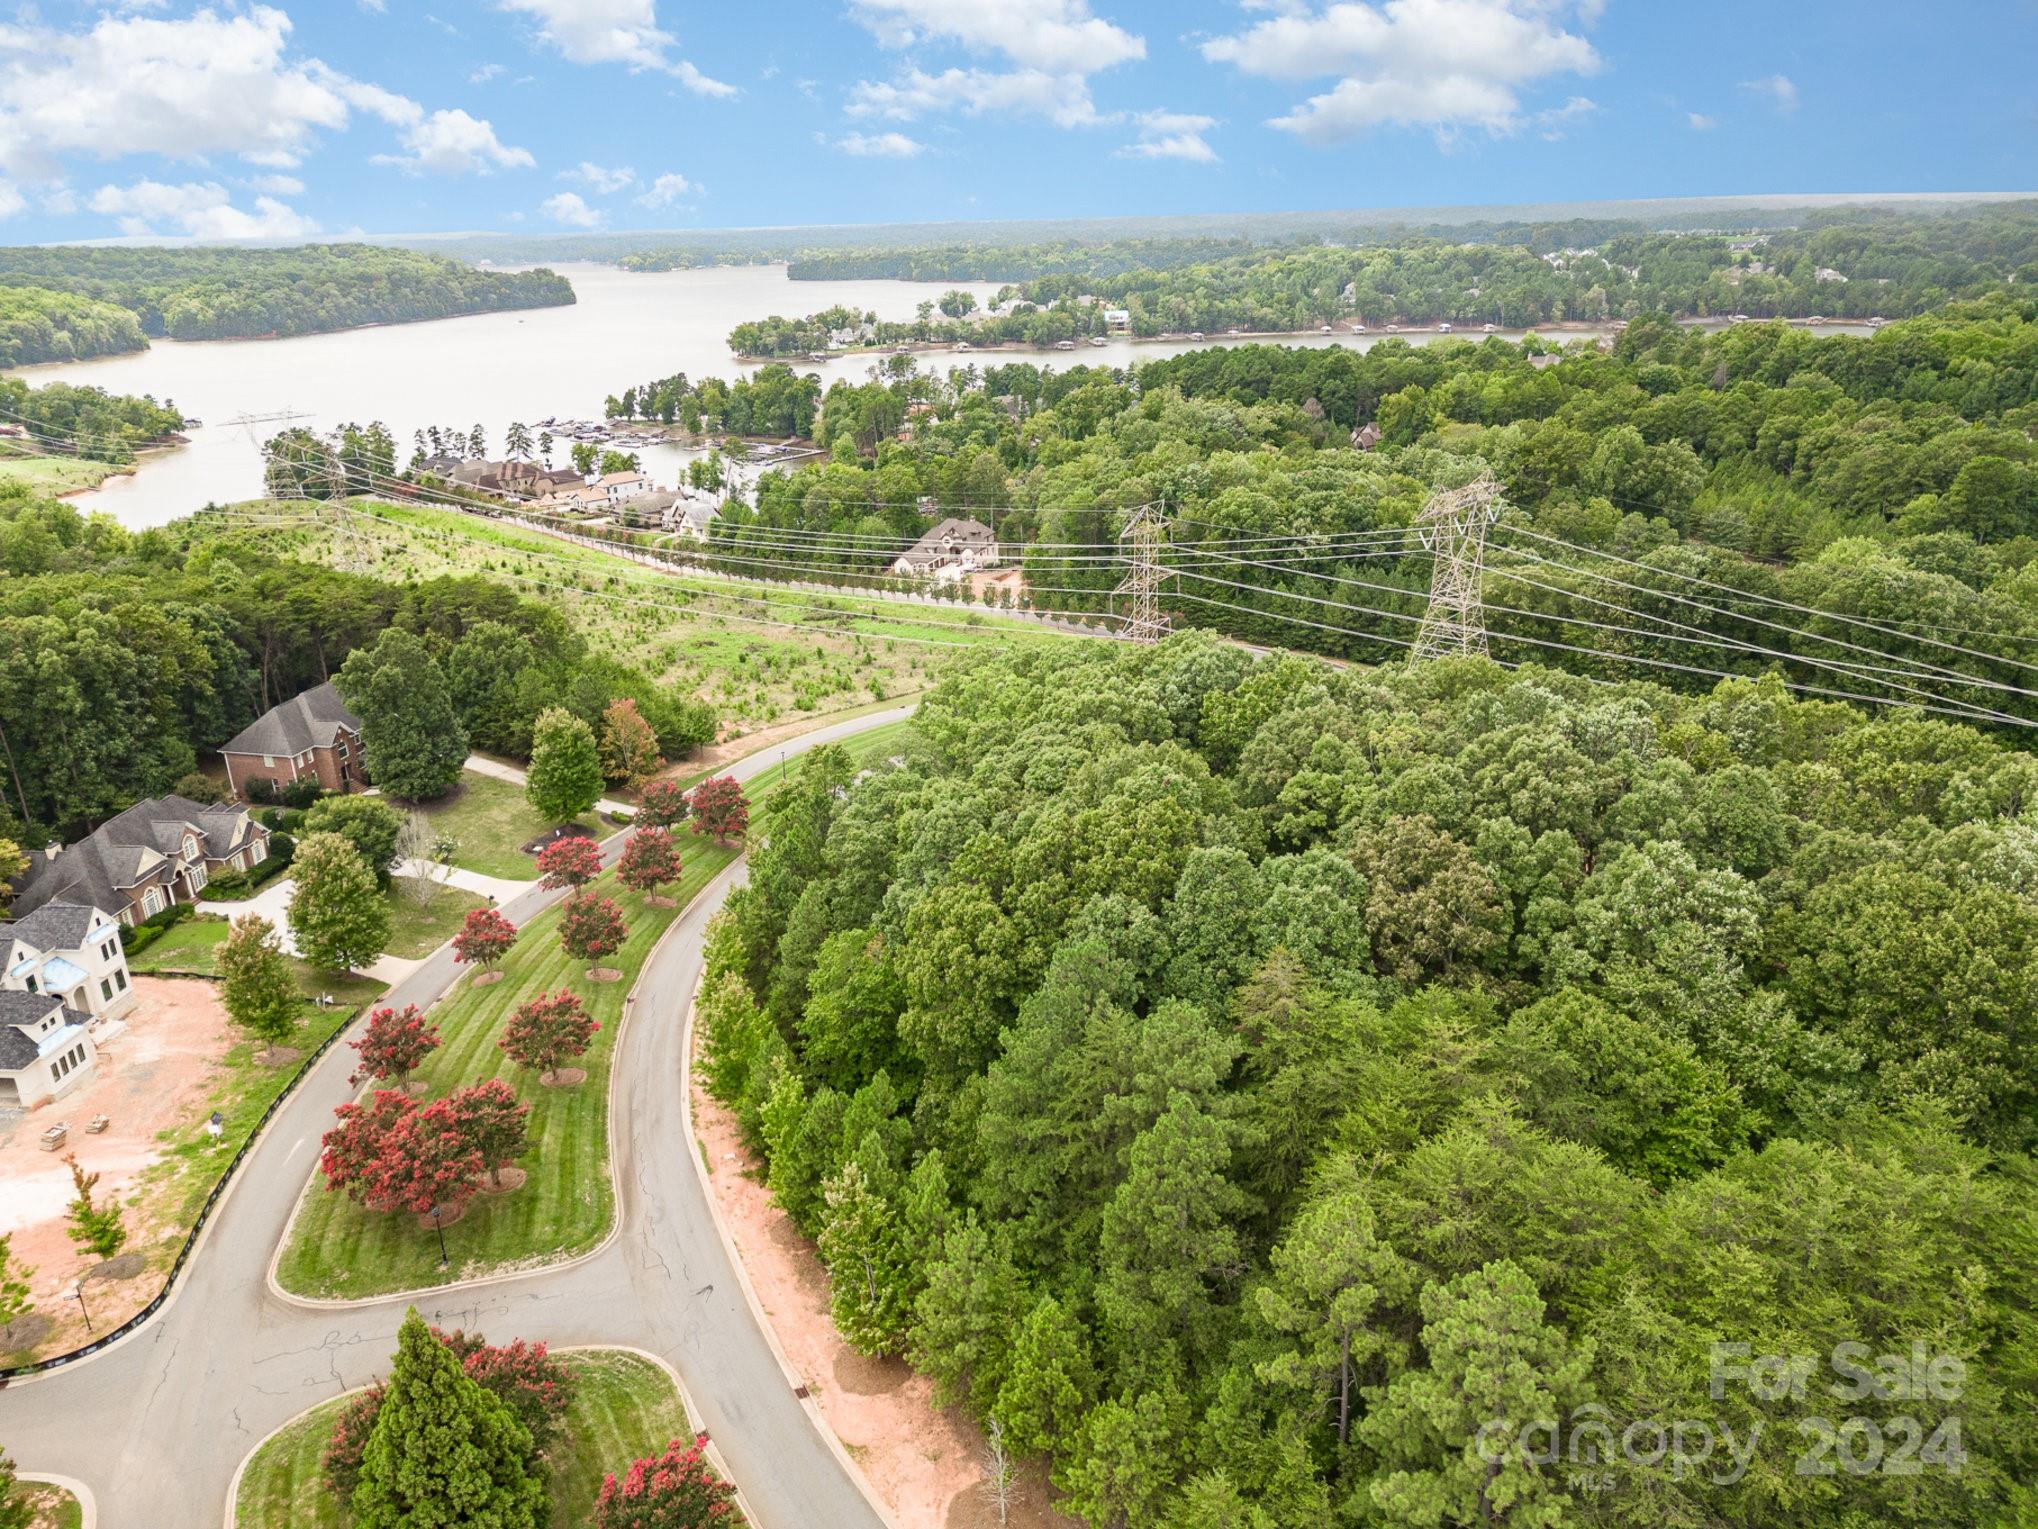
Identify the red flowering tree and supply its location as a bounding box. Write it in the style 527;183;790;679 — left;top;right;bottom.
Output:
348;1004;441;1088
536;833;605;891
617;827;682;902
438;1329;575;1451
452;906;519;975
363;1097;483;1215
321;1380;386;1500
559;891;628;973
500;989;600;1084
592;1434;745;1527
319;1089;415;1203
687;776;748;844
636;779;690;830
447;1079;532;1188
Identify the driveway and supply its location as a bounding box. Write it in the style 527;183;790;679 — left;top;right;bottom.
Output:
0;706;915;1529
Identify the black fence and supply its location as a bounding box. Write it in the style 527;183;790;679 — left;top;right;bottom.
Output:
0;1004;359;1383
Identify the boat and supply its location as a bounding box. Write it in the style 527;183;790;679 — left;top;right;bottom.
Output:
1189;332;1204;341
1320;325;1334;334
1483;323;1497;333
1054;339;1077;350
1437;322;1453;334
1350;324;1366;334
1089;335;1109;346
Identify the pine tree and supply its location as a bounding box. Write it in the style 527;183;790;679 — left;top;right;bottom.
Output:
352;1308;546;1529
526;707;604;824
994;1292;1097;1458
817;1156;913;1356
289;832;392;973
908;1213;1026;1415
217;913;301;1052
1357;1260;1591;1529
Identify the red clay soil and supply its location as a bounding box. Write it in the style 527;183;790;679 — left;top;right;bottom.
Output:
0;977;235;1358
690;1041;1081;1529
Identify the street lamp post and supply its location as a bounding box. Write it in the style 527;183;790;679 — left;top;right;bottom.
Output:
431;1203;449;1269
68;1279;94;1335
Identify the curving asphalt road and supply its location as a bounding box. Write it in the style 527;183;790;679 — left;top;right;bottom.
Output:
0;706;915;1529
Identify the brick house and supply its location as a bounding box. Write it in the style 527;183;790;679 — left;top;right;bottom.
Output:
1;901;135;1022
219;681;365;799
9;796;271;928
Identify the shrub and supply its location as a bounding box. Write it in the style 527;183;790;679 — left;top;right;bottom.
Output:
321;1381;386;1500
591;1434;744;1527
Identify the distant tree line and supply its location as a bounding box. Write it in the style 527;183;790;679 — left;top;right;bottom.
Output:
0;377;184;461
0;244;575;358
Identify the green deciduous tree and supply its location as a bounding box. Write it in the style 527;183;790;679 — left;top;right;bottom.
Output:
302;795;405;883
289;831;391;973
526;706;605;823
335;627;469;801
217;913;301;1050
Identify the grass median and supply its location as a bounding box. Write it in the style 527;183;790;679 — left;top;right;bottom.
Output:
232;1348;695;1529
272;844;737;1300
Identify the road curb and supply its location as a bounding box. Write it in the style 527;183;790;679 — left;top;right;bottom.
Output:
20;1473;95;1529
261;846;713;1311
678;964;907;1529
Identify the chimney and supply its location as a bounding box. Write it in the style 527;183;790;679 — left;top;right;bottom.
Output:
44;841;62;861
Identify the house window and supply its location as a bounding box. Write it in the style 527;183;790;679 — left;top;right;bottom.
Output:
249;840;268;866
101;941;116;963
188;863;208;891
143;886;166;917
115;970;127;992
24;975;35;993
101;979;113;1002
263;754;275;767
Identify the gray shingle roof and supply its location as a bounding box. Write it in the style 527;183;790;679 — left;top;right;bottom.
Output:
0;988;67;1069
12;795;261;918
0;902;106;953
221;681;360;759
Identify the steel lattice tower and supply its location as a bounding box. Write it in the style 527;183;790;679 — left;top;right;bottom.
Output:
1112;503;1172;643
1411;476;1504;660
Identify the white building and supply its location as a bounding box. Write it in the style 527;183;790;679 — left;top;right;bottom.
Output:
2;902;136;1022
889;517;1001;582
0;989;95;1110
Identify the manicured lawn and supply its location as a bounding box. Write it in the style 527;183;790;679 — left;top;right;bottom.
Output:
273;849;737;1299
127;918;386;1008
382;877;488;959
416;771;597;881
233;1348;693;1529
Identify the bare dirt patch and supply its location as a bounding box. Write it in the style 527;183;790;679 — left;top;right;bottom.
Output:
255;1045;303;1068
542;1067;588;1088
471;969;505;987
0;977;234;1353
83;1252;147;1284
690;1031;1080;1529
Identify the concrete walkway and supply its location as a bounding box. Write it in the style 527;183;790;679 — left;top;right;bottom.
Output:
463;754;631;816
203;877;424;988
389;857;533;903
0;706;916;1529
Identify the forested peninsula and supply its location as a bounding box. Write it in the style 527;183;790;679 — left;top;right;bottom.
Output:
0;244;575;364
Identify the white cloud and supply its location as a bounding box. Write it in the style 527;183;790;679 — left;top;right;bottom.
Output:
845;0;1141;134
540;190;603;227
470;62;506;83
87;178;318;239
564;161;636;193
1740;73;1798;113
247;173;306;194
1118;110;1218;162
0;182;24;219
358;0;387;12
1203;0;1602;145
372;108;534;174
848;67;1105;128
634;171;697;207
1688;111;1716;131
494;0;734;93
847;0;1143;74
835;131;925;158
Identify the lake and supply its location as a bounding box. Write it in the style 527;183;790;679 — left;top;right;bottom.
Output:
9;262;1865;526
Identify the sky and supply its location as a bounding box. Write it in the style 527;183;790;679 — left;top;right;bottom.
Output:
0;0;2032;244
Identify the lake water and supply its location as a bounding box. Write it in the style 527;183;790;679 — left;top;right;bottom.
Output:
9;262;1868;526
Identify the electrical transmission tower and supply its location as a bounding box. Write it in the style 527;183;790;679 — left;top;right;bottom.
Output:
1112;503;1172;643
1411;475;1505;660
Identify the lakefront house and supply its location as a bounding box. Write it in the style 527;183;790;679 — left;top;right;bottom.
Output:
0;900;137;1110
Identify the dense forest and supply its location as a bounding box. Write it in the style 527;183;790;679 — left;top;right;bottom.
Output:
604;362;823;437
0;285;150;368
0;377;184;461
0;244;575;359
677;296;2038;727
0;482;710;841
722;208;2038;354
702;634;2038;1527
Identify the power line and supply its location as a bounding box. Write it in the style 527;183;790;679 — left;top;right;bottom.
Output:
1412;476;1504;661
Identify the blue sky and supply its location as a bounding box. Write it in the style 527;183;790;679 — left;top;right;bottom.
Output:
0;0;2032;243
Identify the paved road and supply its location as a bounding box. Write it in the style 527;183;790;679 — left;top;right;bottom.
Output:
0;707;915;1529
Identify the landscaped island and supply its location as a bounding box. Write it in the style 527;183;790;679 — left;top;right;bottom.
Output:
0;244;574;364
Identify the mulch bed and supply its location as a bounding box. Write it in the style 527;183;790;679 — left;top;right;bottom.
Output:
471;970;505;987
473;1166;528;1196
585;966;623;983
84;1252;148;1284
520;823;596;857
256;1046;303;1068
0;1313;52;1353
414;1201;468;1232
541;1067;588;1088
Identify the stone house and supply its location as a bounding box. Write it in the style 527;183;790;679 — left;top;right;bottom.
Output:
10;797;270;927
